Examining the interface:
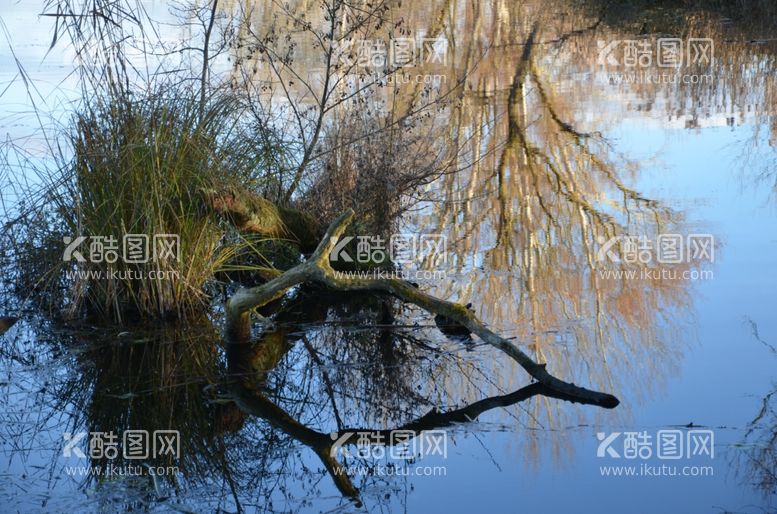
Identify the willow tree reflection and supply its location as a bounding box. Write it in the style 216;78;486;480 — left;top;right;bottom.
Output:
214;0;730;460
410;22;700;424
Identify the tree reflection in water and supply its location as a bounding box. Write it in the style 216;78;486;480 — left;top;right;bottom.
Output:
2;0;777;511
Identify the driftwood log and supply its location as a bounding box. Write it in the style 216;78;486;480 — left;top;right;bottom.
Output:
225;209;619;409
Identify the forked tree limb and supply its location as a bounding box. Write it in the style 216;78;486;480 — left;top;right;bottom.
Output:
226;209;620;409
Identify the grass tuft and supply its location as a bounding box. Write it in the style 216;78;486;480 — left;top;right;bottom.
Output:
24;84;288;323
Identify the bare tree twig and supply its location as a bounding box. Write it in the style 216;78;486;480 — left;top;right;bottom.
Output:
200;0;219;116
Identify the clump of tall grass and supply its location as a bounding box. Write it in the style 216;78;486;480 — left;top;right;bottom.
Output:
32;85;287;323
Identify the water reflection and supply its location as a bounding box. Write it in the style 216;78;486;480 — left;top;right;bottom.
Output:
217;0;744;410
2;0;777;511
734;319;777;499
735;384;777;498
1;288;651;510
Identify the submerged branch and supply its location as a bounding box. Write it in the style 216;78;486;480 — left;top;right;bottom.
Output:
225;209;620;409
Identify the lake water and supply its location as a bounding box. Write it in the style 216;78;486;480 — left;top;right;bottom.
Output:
0;1;775;513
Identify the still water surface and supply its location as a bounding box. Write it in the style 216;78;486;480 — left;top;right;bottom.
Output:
0;1;775;512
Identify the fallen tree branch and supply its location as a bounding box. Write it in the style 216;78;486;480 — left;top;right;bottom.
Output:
225;209;619;409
